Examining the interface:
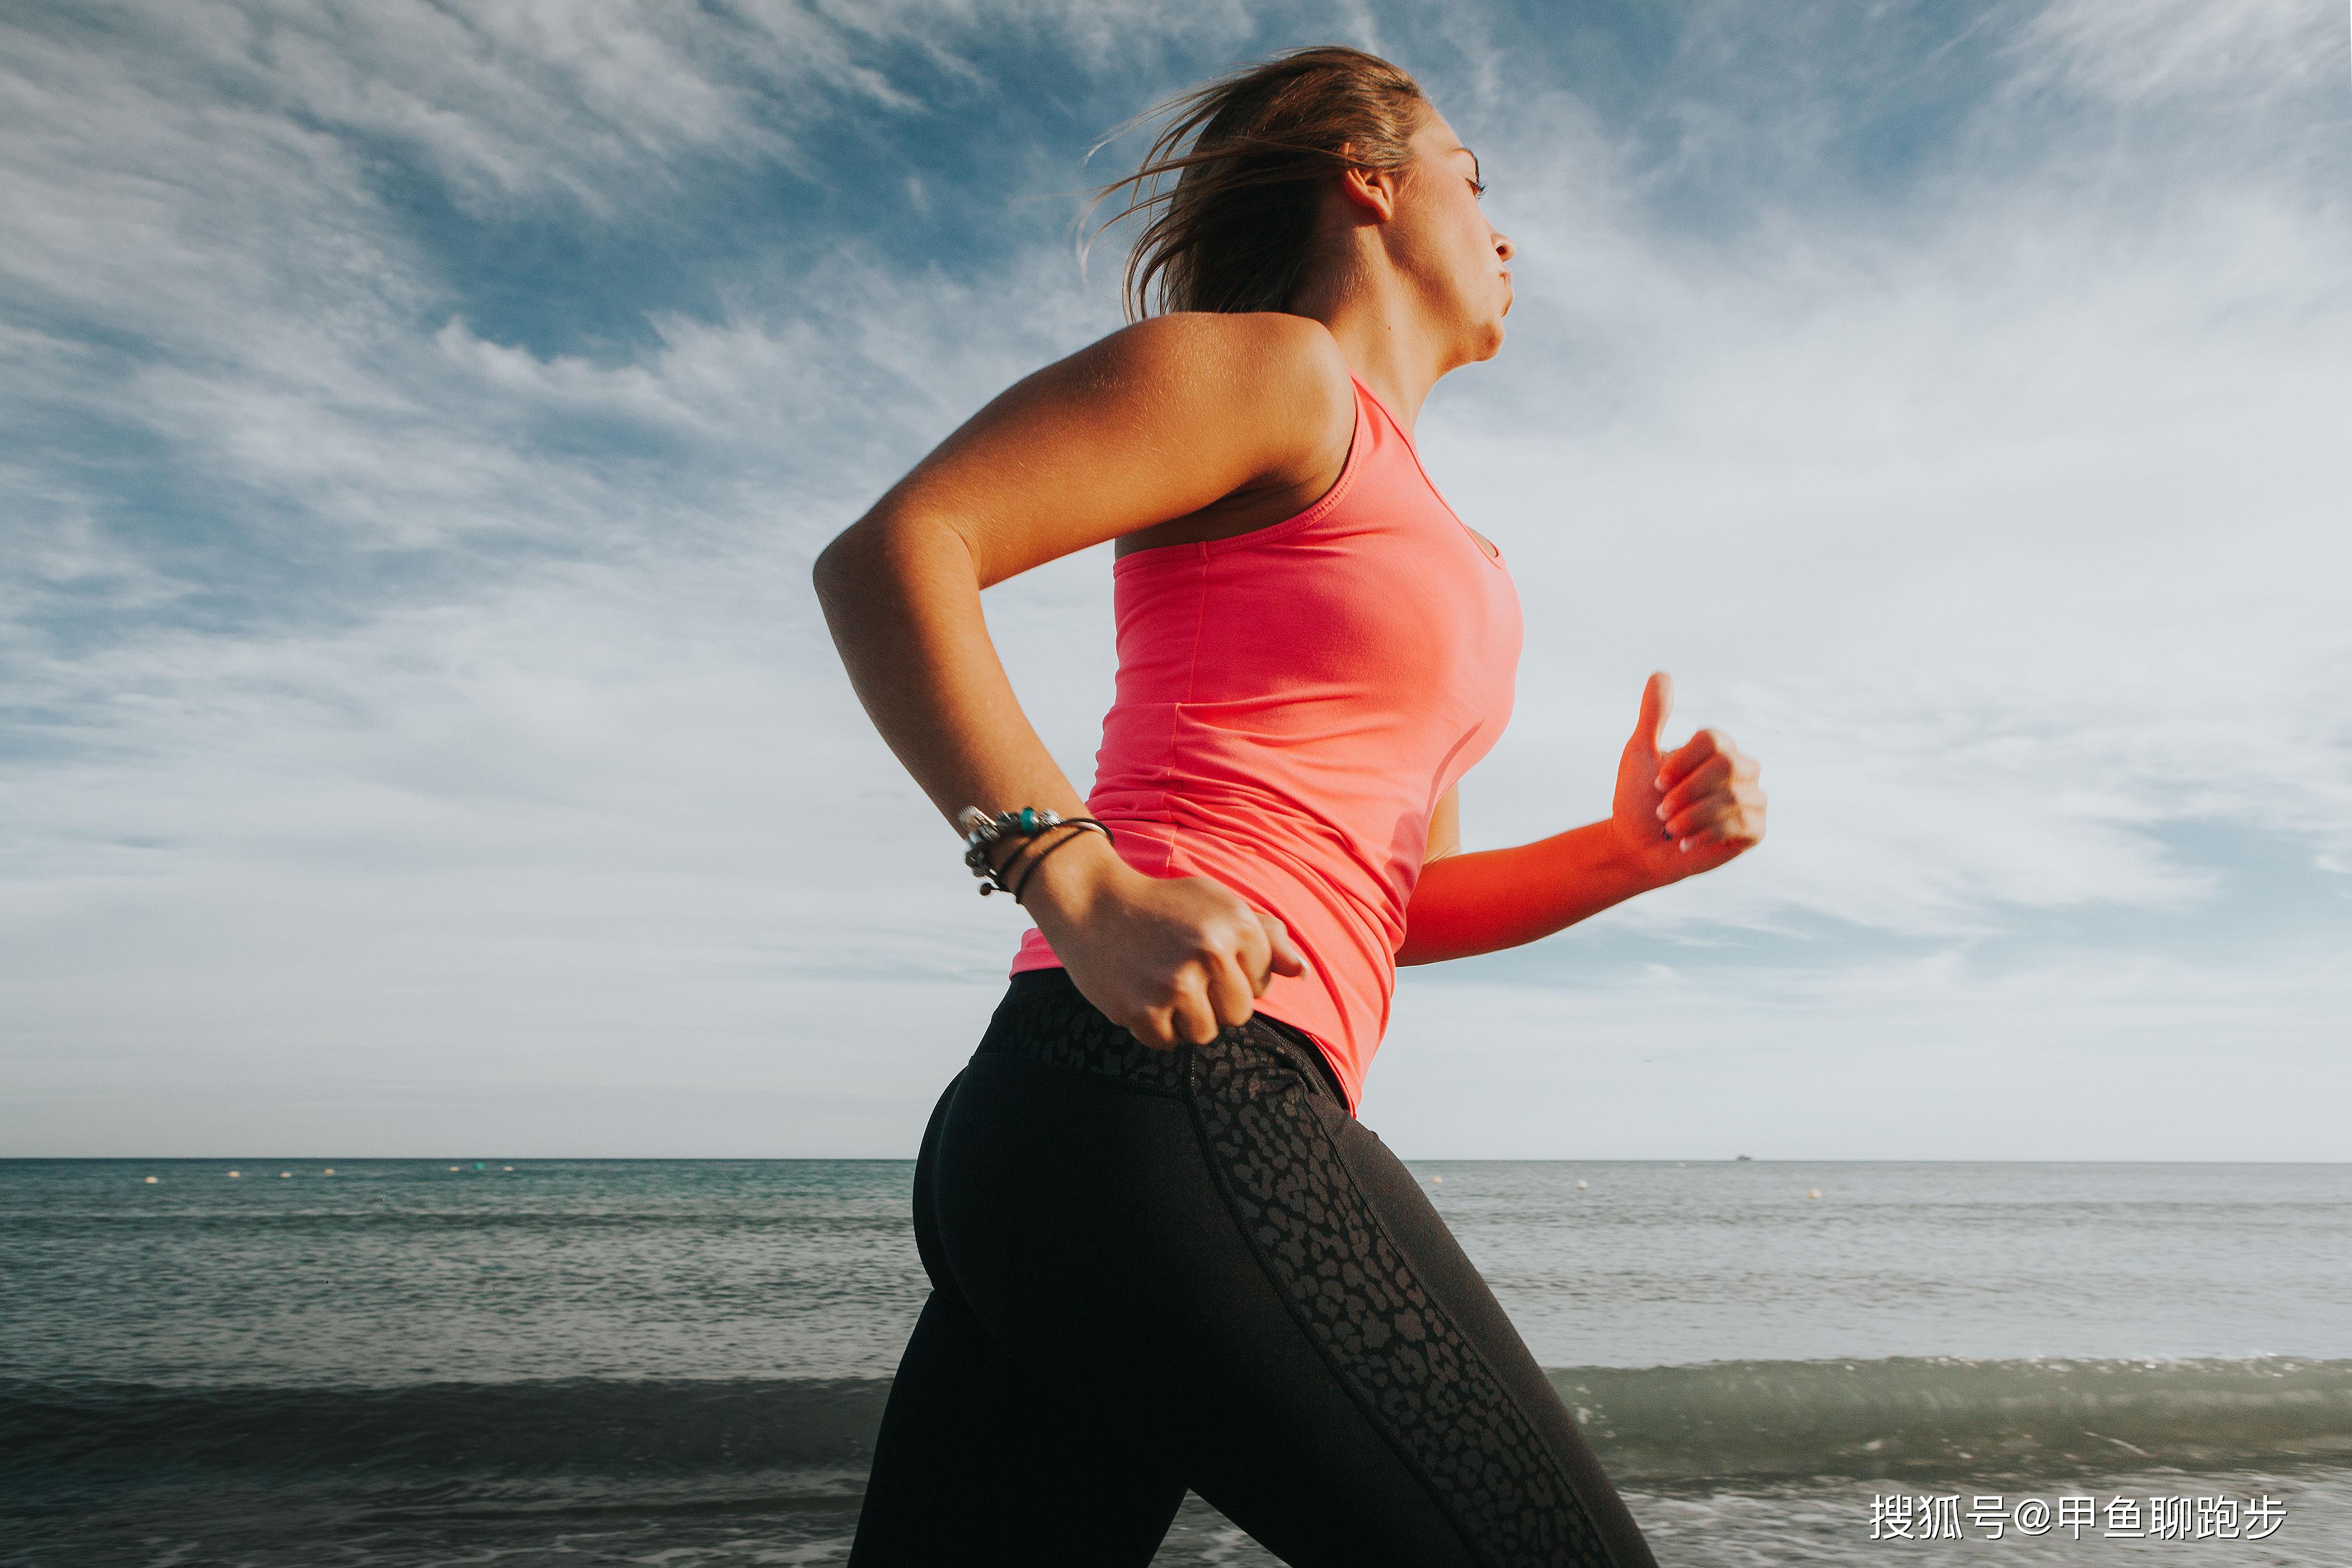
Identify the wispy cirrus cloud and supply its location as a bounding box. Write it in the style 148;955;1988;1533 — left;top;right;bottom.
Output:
2;0;2344;1156
2012;0;2345;103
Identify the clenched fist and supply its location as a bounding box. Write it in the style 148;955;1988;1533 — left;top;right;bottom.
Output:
1610;671;1766;883
1020;833;1308;1050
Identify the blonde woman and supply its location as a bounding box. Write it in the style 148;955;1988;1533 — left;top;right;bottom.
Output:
818;44;1763;1567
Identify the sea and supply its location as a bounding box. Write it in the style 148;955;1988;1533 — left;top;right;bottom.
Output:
5;1156;2350;1565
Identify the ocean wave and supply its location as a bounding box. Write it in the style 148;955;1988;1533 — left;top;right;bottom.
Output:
6;1358;2348;1489
1554;1356;2352;1481
0;1377;890;1484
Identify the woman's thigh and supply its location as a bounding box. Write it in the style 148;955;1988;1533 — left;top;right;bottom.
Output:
1154;1042;1658;1568
922;979;1661;1568
847;1067;1187;1567
847;1288;1187;1565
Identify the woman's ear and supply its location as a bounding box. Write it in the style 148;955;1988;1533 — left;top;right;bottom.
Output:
1334;147;1400;222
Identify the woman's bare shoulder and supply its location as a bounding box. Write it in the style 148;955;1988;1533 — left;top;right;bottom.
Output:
837;312;1355;585
1077;310;1355;451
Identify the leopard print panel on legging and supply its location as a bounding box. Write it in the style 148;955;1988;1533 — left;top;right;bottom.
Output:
1186;1035;1609;1567
972;972;1615;1568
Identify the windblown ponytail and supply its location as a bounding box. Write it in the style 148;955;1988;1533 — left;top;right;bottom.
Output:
1084;45;1428;321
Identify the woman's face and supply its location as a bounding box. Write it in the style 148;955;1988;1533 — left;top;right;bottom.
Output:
1395;107;1515;362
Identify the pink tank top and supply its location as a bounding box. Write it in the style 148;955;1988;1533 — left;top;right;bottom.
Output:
1010;372;1522;1114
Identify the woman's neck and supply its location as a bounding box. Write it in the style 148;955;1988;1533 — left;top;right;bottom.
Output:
1290;260;1451;434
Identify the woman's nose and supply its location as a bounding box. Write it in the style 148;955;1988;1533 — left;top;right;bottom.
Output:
1493;230;1516;263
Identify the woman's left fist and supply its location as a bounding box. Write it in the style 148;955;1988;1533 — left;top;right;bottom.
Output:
1612;671;1766;881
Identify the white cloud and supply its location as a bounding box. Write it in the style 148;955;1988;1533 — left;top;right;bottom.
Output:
1374;937;2352;1158
2;1;2344;1156
2010;0;2345;103
1420;72;2352;940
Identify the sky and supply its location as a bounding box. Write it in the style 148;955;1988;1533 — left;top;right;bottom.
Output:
2;0;2346;1161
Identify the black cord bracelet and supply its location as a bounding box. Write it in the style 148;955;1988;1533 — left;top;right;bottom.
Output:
1005;820;1104;904
963;810;1115;895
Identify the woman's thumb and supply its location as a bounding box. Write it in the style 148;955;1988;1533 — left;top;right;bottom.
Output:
1632;669;1674;758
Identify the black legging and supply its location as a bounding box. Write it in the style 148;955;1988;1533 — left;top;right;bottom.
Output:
848;967;1659;1567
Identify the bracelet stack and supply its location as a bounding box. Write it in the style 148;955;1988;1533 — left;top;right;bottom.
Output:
958;806;1114;902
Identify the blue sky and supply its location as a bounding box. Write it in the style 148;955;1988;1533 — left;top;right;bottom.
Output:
4;1;2347;1159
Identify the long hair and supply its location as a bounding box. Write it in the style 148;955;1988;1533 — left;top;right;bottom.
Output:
1084;45;1428;322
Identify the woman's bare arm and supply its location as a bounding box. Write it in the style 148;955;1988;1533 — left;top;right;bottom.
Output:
1398;820;1661;965
812;312;1354;1047
1397;674;1767;965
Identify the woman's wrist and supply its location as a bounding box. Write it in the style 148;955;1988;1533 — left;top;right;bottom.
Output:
1599;817;1683;895
961;807;1100;892
1015;829;1130;932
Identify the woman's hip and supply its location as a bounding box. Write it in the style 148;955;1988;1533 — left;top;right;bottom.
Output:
964;965;1348;1107
913;969;1352;1359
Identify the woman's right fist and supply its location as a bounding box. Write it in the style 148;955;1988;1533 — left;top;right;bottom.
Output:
1020;837;1306;1048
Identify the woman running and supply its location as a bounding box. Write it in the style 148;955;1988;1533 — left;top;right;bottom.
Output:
817;43;1765;1568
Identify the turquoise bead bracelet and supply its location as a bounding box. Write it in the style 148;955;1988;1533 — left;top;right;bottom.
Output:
957;807;1113;896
